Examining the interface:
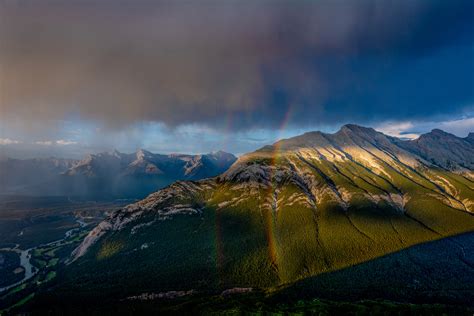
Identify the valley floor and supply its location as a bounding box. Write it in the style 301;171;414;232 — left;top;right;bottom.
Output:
0;196;127;314
9;231;474;315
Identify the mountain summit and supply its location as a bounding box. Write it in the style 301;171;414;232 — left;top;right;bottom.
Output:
68;125;473;298
240;124;473;172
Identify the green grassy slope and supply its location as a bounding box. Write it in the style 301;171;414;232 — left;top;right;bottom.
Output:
272;231;474;307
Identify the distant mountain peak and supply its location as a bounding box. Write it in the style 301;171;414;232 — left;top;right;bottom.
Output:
422;128;455;138
208;150;237;160
110;149;123;157
210;150;228;155
339;123;375;133
415;128;466;143
135;148;153;160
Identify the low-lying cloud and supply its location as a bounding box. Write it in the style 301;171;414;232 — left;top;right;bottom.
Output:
0;138;22;145
35;139;77;146
1;0;473;134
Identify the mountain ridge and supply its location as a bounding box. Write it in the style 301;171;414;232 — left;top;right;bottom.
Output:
0;149;237;198
239;124;473;174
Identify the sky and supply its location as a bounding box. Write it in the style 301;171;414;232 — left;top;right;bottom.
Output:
0;0;473;158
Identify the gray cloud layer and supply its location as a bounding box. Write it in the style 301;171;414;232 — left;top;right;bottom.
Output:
1;0;473;133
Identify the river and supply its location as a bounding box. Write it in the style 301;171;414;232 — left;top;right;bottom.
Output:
0;218;88;293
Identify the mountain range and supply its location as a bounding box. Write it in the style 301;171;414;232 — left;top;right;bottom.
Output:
52;124;474;307
0;150;236;199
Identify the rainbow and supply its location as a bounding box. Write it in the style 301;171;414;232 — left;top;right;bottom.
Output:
263;105;294;268
214;206;225;285
213;112;234;285
213;105;294;280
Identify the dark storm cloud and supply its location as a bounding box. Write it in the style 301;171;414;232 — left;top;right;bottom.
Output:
1;0;473;132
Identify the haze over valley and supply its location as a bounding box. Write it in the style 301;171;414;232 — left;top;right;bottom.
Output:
0;150;236;199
